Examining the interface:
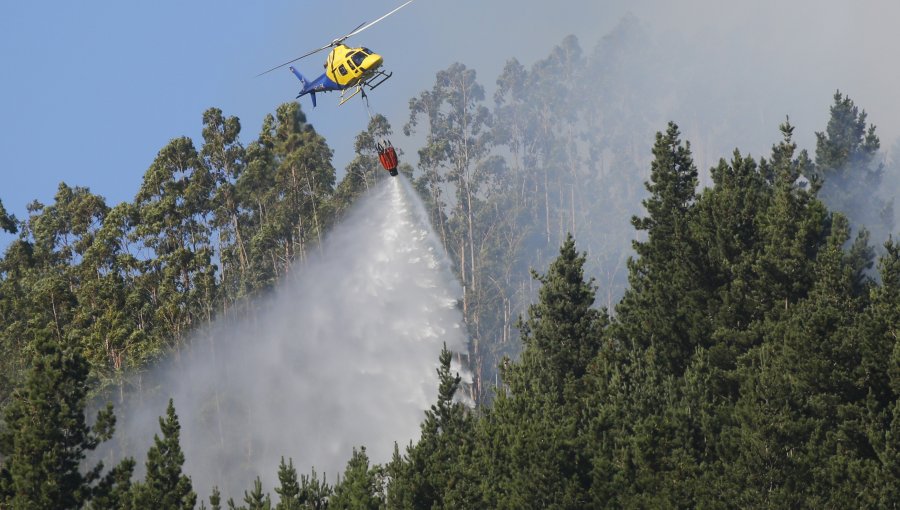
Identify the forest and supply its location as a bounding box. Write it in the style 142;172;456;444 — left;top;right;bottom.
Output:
1;16;899;509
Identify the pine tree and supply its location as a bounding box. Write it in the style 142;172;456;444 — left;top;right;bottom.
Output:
131;398;197;510
296;467;330;509
274;457;300;510
616;122;712;386
209;486;223;510
388;344;477;509
241;477;271;510
616;121;704;375
330;447;384;510
506;233;603;398
88;457;136;510
476;236;605;508
0;332;116;509
723;213;878;506
813;91;893;244
754;120;827;313
859;240;900;505
691;148;769;335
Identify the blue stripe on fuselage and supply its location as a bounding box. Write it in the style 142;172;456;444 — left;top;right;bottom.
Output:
301;73;340;95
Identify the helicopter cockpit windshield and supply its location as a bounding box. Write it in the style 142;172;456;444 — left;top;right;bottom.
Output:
351;51;367;67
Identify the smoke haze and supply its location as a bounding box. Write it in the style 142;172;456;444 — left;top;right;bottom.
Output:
107;177;468;499
328;2;899;306
101;0;900;499
297;1;900;176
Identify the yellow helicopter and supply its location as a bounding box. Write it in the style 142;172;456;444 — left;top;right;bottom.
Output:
258;0;415;107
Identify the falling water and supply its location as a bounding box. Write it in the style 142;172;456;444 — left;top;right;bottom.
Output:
108;176;468;499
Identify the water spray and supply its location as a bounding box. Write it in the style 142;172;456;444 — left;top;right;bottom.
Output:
109;177;468;498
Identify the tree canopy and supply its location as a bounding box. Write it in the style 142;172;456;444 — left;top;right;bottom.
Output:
1;23;898;508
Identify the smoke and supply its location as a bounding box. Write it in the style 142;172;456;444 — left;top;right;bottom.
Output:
106;177;468;499
91;0;900;498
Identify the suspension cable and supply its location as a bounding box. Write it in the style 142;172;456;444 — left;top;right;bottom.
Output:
361;88;374;120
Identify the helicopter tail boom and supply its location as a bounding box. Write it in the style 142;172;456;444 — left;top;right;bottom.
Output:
290;66;317;107
290;66;308;87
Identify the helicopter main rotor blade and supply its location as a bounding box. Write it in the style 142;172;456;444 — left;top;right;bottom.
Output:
335;21;367;44
256;0;415;77
338;0;416;42
256;43;332;77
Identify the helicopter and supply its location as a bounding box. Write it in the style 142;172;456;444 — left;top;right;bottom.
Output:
258;0;415;107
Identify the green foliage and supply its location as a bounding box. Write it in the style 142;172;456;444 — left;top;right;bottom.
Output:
0;198;16;234
813;91;893;243
232;477;271;510
131;399;197;510
387;344;478;509
330;447;384;510
88;457;136;510
332;114;398;219
271;458;332;510
474;237;605;508
296;467;330;510
209;486;223;510
273;457;300;510
0;100;344;408
0;332;116;509
616;121;705;375
507;233;604;397
2;26;900;510
406;60;530;403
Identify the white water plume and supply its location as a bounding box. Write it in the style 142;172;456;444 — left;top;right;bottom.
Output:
109;177;468;499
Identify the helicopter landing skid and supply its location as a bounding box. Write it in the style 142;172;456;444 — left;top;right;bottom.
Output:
338;70;393;105
366;70;393;90
339;86;364;105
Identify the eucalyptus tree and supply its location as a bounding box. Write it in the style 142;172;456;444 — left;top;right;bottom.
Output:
133;136;216;349
332;114;397;218
0;198;15;234
269;102;335;263
236;121;279;290
0;237;35;407
74;201;149;386
18;184;110;342
407;63;507;399
201;107;249;305
0;185;124;396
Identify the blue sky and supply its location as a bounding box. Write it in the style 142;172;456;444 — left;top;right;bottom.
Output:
3;0;899;244
0;0;616;227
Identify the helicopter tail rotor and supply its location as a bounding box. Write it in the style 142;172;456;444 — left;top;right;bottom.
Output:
290;66;308;87
290;67;317;107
